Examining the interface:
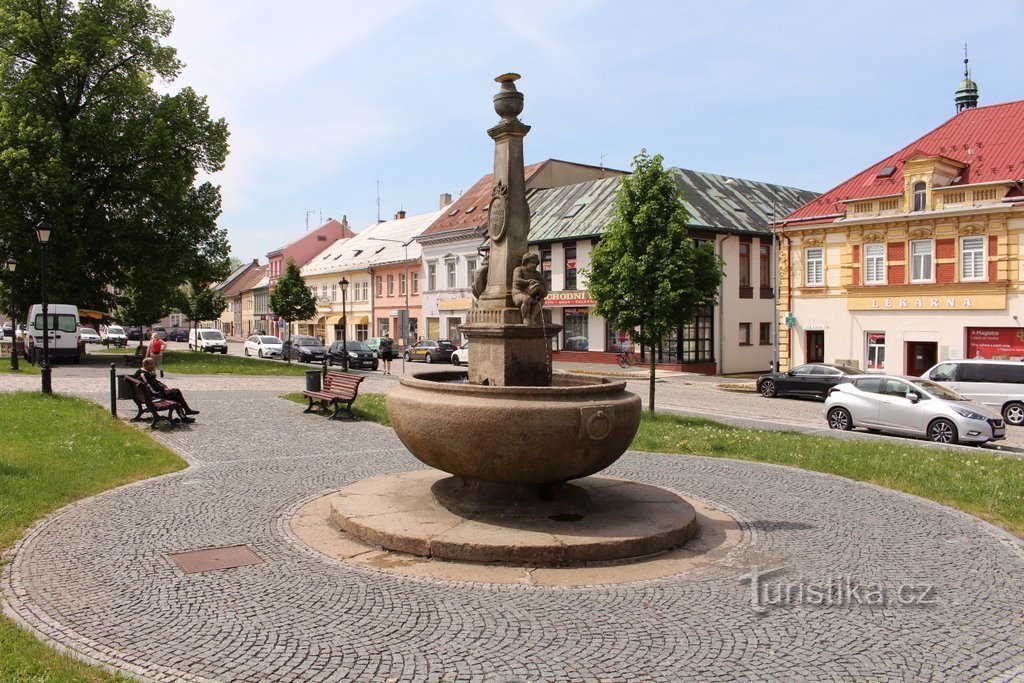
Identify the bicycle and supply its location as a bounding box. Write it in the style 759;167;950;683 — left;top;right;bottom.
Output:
616;350;639;368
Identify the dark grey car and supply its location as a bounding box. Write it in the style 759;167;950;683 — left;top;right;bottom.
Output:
283;335;327;363
328;340;379;370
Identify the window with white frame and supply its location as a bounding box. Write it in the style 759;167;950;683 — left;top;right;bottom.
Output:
866;332;886;371
910;239;933;282
466;257;477;287
446;260;457;289
411;272;419;295
864;243;885;284
960;236;985;281
912;181;927;212
805;247;823;286
427;262;437;291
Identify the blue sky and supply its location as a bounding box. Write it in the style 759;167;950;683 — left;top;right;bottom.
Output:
154;0;1024;263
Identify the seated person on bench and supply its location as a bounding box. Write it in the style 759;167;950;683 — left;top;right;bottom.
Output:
137;357;200;422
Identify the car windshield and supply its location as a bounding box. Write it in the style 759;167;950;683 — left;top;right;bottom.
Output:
200;330;224;340
259;336;282;344
108;326;124;334
294;338;319;346
345;342;370;351
910;378;967;401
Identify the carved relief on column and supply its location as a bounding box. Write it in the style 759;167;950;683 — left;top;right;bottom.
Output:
488;180;509;244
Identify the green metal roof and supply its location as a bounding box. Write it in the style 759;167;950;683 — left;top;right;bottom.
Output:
526;176;623;242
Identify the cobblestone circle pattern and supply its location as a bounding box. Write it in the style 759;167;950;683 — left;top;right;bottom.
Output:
2;374;1024;681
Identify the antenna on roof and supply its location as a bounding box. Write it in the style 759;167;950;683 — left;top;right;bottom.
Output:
600;153;607;178
304;210;316;230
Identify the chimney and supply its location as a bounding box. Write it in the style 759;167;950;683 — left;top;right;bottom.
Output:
439;192;452;209
395;210;406;220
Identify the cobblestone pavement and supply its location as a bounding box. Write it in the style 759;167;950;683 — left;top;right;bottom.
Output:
2;370;1024;681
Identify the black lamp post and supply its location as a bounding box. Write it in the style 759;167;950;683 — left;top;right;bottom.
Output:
36;220;52;394
339;277;349;372
5;257;16;371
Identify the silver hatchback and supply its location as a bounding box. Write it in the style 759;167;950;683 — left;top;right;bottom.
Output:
824;375;1005;445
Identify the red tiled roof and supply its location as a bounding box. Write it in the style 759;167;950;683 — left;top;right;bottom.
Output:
784;100;1024;224
222;264;266;298
420;162;548;236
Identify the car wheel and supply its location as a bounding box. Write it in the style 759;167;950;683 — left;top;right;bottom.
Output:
221;349;227;354
258;349;264;358
928;418;958;444
425;354;433;364
759;379;777;398
1003;402;1024;426
452;355;461;367
404;353;412;362
244;347;250;356
827;407;852;431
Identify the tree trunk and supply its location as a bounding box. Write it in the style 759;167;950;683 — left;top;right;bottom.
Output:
648;345;656;413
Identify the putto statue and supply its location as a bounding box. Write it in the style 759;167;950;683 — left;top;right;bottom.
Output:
512;252;547;324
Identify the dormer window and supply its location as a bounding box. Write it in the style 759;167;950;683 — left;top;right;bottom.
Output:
912;182;927;212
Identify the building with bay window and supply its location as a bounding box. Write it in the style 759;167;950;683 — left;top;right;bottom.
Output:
777;78;1024;373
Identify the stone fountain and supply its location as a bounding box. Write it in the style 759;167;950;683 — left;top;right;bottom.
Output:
329;74;697;565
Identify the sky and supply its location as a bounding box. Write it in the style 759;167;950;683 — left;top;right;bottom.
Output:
152;0;1024;264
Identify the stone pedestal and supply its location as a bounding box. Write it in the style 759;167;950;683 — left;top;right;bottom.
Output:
463;309;561;387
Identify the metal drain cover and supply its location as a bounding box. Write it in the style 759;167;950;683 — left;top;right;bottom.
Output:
169;545;264;574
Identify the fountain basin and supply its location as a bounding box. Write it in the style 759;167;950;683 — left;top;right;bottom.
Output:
386;371;641;487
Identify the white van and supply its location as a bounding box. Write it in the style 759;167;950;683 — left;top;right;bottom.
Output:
188;327;228;353
922;359;1024;426
27;303;81;363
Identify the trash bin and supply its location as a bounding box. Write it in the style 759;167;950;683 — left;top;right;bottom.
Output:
117;374;133;400
305;369;322;392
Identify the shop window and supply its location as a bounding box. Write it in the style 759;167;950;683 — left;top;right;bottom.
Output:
805;247;823;286
910;240;933;282
426;317;440;340
680;306;714;363
866;332;886;370
739;322;751;345
864;243;885;284
960;236;985;281
563;308;589;350
912;181;927;212
565;247;577;290
606;327;632;353
377;317;389;336
541;248;552;290
355;324;368;341
759;322;771;345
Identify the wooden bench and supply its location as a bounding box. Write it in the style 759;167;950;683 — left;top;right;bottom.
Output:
302;371;364;420
122;344;147;367
123;375;181;429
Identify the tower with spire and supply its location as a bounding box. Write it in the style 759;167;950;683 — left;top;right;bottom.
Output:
955;44;979;112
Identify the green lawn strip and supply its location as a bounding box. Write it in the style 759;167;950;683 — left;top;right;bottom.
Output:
0;357;39;375
90;349;311;376
0;391;185;682
631;412;1024;538
281;391;390;425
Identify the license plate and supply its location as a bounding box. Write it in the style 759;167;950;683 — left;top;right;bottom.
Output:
994;428;1005;437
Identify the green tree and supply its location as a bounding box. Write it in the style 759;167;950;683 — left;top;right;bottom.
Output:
115;283;170;347
586;150;723;412
269;260;315;364
177;281;226;349
0;0;230;317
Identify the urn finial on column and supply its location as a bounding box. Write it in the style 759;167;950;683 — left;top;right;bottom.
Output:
493;73;524;121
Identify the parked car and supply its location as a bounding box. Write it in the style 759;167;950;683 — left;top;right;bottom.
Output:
327;340;379;370
365;337;382;357
244;334;284;359
403;339;456;364
102;325;128;347
1;321;11;337
283;335;327;363
78;326;102;344
921;359;1024;426
188;327;228;353
127;326;142;341
824;375;1005;445
169;327;189;342
150;325;168;341
450;341;470;366
757;363;866;400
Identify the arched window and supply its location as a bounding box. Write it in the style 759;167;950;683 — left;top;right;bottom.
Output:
912;182;927;212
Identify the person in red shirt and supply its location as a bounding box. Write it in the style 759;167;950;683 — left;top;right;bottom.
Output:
145;332;166;377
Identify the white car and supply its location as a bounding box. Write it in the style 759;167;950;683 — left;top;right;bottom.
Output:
244;334;284;359
102;325;128;347
824;375;1005;445
79;326;102;344
450;341;470;366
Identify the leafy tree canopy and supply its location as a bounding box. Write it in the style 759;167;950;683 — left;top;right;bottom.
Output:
269;259;316;348
0;0;230;318
586;149;724;410
177;280;226;332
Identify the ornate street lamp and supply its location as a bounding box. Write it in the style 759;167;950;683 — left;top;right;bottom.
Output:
35;220;52;394
5;257;16;371
339;277;349;372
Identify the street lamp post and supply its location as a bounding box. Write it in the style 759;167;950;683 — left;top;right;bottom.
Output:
368;236;414;374
35;220;52;394
5;258;17;371
338;277;349;372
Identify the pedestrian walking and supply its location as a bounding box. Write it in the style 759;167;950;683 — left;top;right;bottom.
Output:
145;332;166;377
379;333;394;375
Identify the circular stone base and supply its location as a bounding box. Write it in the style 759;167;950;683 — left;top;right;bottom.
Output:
329;471;698;565
430;476;593;518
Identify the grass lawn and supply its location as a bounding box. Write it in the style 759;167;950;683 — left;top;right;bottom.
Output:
0;391;185;682
91;349;312;376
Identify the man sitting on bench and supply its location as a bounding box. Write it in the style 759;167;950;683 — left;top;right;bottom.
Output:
138;357;200;423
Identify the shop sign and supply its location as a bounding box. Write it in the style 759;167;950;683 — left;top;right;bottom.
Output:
439;298;472;310
848;292;1005;311
545;290;595;306
803;323;826;331
966;327;1024;359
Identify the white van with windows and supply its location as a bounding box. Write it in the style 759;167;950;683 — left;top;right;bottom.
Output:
188;327;228;353
27;303;81;363
922;359;1024;426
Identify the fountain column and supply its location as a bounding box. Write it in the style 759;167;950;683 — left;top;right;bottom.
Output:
462;73;561;387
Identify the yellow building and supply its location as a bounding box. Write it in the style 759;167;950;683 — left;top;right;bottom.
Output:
778;79;1024;374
